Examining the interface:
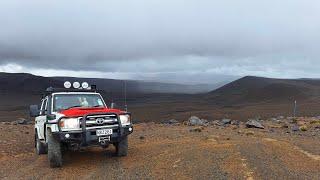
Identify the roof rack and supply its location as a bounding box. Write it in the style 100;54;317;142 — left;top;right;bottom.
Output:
44;85;97;95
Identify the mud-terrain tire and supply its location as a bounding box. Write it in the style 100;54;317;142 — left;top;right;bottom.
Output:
35;133;47;155
116;136;128;157
47;129;63;168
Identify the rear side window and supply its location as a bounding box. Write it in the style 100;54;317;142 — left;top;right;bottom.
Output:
40;98;48;115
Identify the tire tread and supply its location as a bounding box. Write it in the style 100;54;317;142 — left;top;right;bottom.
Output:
116;136;128;157
47;129;63;168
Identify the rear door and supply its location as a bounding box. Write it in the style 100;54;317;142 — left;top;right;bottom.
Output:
35;97;48;140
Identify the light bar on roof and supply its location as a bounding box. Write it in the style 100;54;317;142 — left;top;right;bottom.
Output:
63;81;91;89
73;82;81;89
82;82;89;89
64;81;72;89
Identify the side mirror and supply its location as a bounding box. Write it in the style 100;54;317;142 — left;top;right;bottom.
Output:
110;103;116;109
30;105;40;117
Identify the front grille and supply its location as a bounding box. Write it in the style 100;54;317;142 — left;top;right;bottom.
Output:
80;114;119;130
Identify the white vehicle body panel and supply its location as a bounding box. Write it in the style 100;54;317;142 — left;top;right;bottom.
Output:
34;92;107;141
35;97;48;140
35;115;46;140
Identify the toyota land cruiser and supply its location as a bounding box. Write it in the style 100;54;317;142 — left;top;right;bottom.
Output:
30;81;133;168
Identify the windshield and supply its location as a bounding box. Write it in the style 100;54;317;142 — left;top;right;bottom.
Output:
53;94;106;112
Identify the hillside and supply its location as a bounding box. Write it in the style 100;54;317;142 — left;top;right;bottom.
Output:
52;76;217;94
205;76;320;105
0;73;62;94
0;72;216;122
2;73;320;122
0;72;215;95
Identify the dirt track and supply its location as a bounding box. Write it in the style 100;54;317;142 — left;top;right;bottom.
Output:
0;123;319;180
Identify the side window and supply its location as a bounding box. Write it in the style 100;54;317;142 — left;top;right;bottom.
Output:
40;98;48;115
40;99;45;112
44;99;48;112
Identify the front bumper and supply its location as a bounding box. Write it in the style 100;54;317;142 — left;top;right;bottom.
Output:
52;125;133;146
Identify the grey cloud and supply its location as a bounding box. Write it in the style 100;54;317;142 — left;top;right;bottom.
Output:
0;0;320;82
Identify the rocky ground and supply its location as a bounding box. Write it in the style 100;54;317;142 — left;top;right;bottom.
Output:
0;117;320;180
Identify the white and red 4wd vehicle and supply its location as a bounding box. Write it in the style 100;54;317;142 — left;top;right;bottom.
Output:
30;81;133;168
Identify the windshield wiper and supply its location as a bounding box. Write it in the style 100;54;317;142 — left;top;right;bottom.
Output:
93;105;104;108
65;105;82;110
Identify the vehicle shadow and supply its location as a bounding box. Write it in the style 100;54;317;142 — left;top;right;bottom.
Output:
62;146;119;167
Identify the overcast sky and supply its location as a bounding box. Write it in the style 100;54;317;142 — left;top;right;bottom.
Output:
0;0;320;84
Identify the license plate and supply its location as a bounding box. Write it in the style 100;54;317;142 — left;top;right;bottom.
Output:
96;129;113;136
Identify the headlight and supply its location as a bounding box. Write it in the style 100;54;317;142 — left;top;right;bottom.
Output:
59;118;80;131
119;114;131;126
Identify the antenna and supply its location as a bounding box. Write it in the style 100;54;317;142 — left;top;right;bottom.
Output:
110;90;114;104
293;100;297;118
124;80;128;112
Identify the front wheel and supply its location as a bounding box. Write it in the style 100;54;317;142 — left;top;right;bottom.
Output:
115;136;128;157
46;129;63;168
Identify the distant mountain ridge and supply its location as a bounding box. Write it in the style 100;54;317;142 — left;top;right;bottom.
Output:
2;73;320;122
0;72;217;94
205;76;320;105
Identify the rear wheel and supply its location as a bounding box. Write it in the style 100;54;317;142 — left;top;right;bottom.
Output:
35;133;47;155
47;129;63;168
115;136;128;157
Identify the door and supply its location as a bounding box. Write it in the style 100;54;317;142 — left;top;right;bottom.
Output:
35;97;48;140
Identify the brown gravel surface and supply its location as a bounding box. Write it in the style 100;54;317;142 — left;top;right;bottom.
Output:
0;122;319;180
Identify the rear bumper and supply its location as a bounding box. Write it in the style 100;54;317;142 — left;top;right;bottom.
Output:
52;125;133;146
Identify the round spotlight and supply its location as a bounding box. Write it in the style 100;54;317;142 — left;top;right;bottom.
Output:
73;82;81;89
82;82;89;89
65;134;70;139
64;81;72;89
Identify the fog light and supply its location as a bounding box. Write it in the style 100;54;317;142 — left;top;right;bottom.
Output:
129;128;132;132
65;134;70;139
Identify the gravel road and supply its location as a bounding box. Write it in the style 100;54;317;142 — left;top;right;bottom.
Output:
0;122;319;180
